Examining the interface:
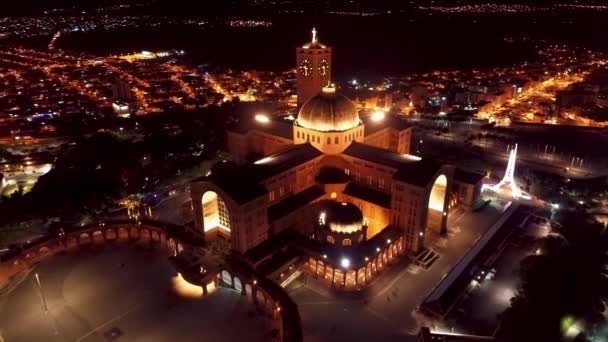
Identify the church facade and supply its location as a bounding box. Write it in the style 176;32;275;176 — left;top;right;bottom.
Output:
190;31;483;289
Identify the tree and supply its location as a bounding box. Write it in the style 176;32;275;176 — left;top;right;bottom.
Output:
498;212;608;342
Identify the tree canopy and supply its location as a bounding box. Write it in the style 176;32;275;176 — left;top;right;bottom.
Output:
498;211;608;342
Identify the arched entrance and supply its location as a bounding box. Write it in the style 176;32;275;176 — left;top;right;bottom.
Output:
220;270;233;287
426;174;448;243
202;191;231;237
233;277;243;293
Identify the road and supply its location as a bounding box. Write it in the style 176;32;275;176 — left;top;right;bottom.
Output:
287;201;510;342
417;130;607;180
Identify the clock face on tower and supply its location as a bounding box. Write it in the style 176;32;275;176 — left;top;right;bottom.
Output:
319;59;329;76
299;59;312;78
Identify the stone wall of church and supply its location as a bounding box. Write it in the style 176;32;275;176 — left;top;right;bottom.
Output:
364;127;412;155
293;124;364;155
227;130;292;165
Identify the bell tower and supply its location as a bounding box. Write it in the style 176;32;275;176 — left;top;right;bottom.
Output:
296;28;332;107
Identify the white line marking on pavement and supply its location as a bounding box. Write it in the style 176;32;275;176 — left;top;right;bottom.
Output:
374;265;412;298
74;300;146;342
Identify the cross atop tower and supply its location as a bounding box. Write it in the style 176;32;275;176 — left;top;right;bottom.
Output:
297;28;332;105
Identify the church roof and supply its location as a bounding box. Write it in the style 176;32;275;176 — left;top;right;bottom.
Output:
454;168;485;185
202;144;321;205
393;159;444;187
343;142;443;187
248;143;322;181
231;115;293;140
360;114;411;135
344;183;392;208
296;91;360;132
343;142;421;169
267;185;325;222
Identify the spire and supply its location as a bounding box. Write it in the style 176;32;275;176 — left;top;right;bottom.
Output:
312;27;318;45
491;144;522;198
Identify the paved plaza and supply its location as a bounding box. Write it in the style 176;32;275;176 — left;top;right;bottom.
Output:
0;245;271;342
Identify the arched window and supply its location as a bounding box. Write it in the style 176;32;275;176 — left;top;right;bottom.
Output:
327;235;335;244
327;137;331;144
343;238;352;246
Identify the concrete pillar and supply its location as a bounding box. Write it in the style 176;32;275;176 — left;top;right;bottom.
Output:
191;191;205;241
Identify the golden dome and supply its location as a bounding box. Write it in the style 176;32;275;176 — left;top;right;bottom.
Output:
322;201;364;234
297;90;360;132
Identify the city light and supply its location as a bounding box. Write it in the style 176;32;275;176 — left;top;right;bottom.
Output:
371;111;385;122
254;114;270;123
340;257;351;269
172;273;203;298
254;156;275;164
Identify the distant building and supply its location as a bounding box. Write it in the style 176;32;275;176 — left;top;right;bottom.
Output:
112;101;131;117
111;78;132;101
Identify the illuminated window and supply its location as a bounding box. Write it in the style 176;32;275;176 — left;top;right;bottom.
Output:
344;168;350;175
327;235;335;244
343;239;352;246
330;192;337;199
269;191;275;201
367;175;372;185
218;196;231;229
379;179;385;189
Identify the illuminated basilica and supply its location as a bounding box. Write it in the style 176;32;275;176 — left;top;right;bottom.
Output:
190;30;484;289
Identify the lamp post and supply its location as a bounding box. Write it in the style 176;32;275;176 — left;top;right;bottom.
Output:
34;273;48;314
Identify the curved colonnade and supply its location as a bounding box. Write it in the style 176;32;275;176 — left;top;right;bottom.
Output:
0;219;303;342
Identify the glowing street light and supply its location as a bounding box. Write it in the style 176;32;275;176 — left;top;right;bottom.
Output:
340;257;351;269
371;111;385;122
34;273;49;313
254;114;270;123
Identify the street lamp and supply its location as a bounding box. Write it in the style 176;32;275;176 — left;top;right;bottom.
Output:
34;273;49;313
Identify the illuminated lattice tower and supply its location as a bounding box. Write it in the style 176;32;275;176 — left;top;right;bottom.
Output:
296;28;332;106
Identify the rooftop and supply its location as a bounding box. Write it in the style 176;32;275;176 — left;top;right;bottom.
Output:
454;168;486;185
344;142;443;187
268;185;325;222
343;142;421;170
344;182;392;208
231;114;294;140
249;143;322;181
360;113;411;135
200;144;322;204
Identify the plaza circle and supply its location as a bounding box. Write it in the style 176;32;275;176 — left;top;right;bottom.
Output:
0;244;273;342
